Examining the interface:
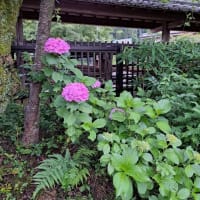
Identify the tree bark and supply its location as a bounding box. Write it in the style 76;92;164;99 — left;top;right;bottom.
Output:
22;0;55;146
0;0;22;113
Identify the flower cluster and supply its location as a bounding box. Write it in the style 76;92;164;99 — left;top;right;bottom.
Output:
61;82;89;103
44;38;70;55
109;108;124;119
92;80;101;88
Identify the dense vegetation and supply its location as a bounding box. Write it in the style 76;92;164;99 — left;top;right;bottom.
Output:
119;40;200;150
1;39;200;200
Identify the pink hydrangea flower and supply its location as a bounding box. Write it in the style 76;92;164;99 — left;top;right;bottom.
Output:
44;38;70;55
92;80;101;88
61;82;89;103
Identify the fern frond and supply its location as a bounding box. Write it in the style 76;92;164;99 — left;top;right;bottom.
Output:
62;167;89;188
33;149;91;199
32;152;71;199
73;146;97;166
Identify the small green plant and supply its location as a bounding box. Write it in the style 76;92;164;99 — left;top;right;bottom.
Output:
32;146;96;199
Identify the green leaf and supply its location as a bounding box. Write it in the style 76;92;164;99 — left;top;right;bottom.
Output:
100;154;111;165
63;113;76;126
117;91;134;108
54;95;66;107
111;111;126;122
194;177;200;189
88;130;96;141
56;107;67;118
146;127;156;134
166;134;182;147
164;148;179;165
43;67;53;77
81;76;96;86
156;120;171;134
70;67;83;79
156;134;168;149
193;193;200;200
78;103;93;113
112;143;121;153
129;112;141;124
145;106;156;119
107;163;114;175
113;172;133;200
153;99;171;115
159;179;178;196
77;113;92;122
112;148;139;172
82;122;93;131
185;165;194;178
185;147;194;160
93;119;106;129
126;165;150;182
192;164;200;176
52;72;63;83
44;54;59;65
177;188;190;199
137;182;148;195
143;153;153;163
149;195;158;200
66;126;76;137
103;143;110;154
78;113;92;123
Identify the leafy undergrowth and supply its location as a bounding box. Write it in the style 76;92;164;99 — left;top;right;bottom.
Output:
0;103;114;200
0;134;114;200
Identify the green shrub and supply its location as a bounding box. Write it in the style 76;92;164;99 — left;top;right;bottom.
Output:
118;40;200;150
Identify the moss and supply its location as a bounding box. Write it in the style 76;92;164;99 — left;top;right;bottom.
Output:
0;65;11;113
0;0;22;55
0;0;22;112
0;56;20;113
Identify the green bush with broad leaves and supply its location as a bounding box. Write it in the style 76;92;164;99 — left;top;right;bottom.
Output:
33;40;200;200
97;92;200;199
118;40;200;150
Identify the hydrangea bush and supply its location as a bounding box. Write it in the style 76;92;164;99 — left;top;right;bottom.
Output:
35;38;200;200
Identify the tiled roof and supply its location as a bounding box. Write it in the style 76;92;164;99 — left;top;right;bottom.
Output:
77;0;200;13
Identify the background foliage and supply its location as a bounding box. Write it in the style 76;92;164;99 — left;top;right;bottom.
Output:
119;40;200;150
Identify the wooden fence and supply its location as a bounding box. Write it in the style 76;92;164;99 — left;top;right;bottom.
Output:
11;41;144;95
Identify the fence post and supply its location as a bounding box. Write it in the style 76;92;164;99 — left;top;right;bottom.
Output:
116;44;123;96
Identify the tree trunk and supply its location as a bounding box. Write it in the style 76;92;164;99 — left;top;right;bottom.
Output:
22;0;55;146
0;0;22;113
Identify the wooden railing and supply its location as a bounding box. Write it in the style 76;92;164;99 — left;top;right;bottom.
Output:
11;41;144;95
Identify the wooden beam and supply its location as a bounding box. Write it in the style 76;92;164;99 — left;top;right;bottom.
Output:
21;11;161;29
152;20;185;33
162;23;170;42
61;14;160;28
